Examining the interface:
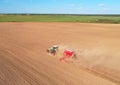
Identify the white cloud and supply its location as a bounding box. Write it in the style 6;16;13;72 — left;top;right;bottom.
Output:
99;8;120;13
105;8;120;11
78;7;83;10
98;4;105;7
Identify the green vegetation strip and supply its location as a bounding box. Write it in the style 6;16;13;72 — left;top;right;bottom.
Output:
0;14;120;23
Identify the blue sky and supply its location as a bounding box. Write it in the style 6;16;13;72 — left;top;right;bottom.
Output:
0;0;120;14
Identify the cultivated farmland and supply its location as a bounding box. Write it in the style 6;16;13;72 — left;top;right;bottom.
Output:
0;22;120;85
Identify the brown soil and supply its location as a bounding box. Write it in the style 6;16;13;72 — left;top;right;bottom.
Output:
0;22;120;85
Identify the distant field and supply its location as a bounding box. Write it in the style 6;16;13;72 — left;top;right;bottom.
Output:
0;14;120;23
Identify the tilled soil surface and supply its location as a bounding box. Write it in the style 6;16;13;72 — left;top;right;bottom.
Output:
0;22;120;85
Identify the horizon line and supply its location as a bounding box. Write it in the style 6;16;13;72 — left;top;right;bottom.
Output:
0;13;120;15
